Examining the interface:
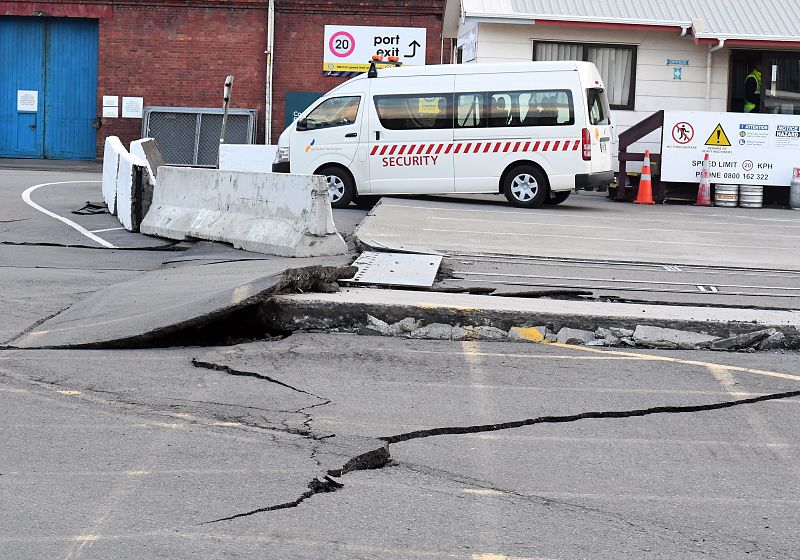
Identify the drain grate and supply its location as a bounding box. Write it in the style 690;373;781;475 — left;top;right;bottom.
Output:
343;252;442;287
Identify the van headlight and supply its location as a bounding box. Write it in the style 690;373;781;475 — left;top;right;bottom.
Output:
276;146;290;163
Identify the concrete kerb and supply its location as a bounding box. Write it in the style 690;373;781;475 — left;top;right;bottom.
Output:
266;288;800;351
140;167;347;257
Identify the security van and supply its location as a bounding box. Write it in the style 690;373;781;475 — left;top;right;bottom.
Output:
273;61;614;208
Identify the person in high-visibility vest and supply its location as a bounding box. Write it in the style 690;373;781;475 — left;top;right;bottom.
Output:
744;62;762;113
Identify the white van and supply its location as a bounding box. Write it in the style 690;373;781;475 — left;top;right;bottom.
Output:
273;61;613;209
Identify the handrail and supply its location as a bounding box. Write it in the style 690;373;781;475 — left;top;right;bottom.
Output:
616;110;664;201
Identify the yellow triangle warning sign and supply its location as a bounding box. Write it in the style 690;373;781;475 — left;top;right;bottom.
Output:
705;123;731;146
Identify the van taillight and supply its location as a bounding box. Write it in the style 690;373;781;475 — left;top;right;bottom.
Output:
581;128;591;161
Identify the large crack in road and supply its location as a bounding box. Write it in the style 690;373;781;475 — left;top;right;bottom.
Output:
194;359;800;524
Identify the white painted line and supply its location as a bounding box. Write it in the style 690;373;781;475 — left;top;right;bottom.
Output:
21;181;117;249
427;216;800;239
89;227;125;234
420;228;777;251
379;201;800;226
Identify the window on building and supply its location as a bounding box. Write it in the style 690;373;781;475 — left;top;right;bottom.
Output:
374;94;452;130
534;42;636;110
300;96;360;130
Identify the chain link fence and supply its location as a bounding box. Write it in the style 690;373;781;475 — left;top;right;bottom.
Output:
142;107;258;166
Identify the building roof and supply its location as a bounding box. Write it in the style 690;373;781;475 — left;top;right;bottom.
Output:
443;0;800;44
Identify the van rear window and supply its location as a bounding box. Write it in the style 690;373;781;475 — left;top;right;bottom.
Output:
587;88;611;125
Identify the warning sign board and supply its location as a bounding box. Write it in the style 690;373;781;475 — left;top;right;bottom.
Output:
661;111;800;186
705;123;731;146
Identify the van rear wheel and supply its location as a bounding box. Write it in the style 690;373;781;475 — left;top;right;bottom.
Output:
503;165;548;208
319;166;355;209
544;191;571;205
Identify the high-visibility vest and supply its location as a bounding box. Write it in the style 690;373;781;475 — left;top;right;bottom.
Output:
744;70;762;113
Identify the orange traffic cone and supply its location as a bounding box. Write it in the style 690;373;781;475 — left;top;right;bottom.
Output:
695;153;712;206
634;149;655;204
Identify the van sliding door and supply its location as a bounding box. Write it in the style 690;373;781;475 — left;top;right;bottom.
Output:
365;75;455;194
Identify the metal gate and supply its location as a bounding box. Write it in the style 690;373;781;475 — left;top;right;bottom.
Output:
142;107;257;166
0;16;98;160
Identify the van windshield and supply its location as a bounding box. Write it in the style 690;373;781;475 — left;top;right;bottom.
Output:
587;88;611;126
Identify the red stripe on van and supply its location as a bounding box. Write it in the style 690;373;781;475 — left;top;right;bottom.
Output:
562;140;570;151
464;143;472;153
473;143;482;153
389;145;398;155
397;144;407;155
533;141;541;151
379;145;389;156
493;143;501;153
483;143;492;153
417;144;426;155
370;145;378;156
572;139;580;151
502;142;510;152
445;144;454;154
552;141;560;151
426;144;435;155
454;144;462;153
543;141;551;151
523;141;531;151
513;141;521;152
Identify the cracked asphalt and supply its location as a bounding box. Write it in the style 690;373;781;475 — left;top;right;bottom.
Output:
2;168;800;559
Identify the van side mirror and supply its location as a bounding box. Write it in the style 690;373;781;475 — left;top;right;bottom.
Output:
296;118;308;131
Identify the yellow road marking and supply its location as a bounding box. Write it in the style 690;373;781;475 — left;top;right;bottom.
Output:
57;390;81;395
509;327;545;342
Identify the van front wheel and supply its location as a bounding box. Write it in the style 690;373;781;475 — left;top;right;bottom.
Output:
503;165;548;208
319;166;355;209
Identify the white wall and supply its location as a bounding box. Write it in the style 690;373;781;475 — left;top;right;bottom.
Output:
467;23;731;170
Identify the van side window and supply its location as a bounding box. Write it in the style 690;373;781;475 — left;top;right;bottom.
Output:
301;96;360;130
518;90;574;127
374;94;452;130
489;94;512;127
456;93;485;128
587;88;611;126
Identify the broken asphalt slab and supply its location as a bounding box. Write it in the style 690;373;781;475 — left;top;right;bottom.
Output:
267;287;800;343
8;257;354;349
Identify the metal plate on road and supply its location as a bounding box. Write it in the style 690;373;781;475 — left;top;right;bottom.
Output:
343;251;442;287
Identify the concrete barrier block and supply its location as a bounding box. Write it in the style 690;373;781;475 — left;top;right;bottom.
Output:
130;138;165;181
101;136;125;215
219;144;278;173
116;151;150;232
140;167;347;257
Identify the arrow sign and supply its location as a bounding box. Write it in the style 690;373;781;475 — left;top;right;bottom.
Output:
405;40;420;58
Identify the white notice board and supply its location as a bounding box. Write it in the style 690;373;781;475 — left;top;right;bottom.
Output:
323;25;426;74
17;90;38;112
662;111;800;186
122;97;144;118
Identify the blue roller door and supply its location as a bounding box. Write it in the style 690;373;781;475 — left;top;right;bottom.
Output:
0;17;98;160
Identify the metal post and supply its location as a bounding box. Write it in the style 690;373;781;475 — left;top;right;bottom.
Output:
220;75;234;145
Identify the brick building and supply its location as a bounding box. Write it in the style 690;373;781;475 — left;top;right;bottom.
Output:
0;0;448;160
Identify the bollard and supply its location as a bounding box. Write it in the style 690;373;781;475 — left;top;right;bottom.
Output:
791;168;800;210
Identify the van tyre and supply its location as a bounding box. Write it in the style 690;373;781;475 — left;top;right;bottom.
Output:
504;165;549;208
544;191;571;205
320;166;355;209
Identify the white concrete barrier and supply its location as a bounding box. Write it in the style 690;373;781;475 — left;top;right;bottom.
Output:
219;144;277;173
101;136;126;214
100;135;151;232
130;138;165;183
140;167;347;257
115;151;149;232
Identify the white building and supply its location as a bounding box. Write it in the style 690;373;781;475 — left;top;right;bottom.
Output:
443;0;800;157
